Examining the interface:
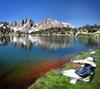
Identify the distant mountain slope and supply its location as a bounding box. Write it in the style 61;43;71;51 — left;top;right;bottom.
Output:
0;18;74;33
9;19;39;33
38;18;74;30
0;22;10;32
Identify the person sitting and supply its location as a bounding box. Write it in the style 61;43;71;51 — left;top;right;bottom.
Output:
62;55;96;84
90;51;96;62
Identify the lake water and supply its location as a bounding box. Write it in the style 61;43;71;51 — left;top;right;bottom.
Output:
0;35;100;89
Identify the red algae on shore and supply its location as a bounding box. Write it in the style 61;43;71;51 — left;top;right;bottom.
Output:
0;57;72;89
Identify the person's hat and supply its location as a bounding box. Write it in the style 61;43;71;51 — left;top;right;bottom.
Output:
85;57;94;62
90;51;96;55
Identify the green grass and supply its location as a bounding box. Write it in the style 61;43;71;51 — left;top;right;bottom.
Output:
76;34;95;38
29;49;100;89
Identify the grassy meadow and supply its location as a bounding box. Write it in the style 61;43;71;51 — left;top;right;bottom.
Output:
29;49;100;89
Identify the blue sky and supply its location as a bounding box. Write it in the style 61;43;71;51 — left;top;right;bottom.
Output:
0;0;100;27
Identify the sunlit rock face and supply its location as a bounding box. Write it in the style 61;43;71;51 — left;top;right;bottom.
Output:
38;18;74;30
0;19;74;34
0;22;10;31
8;18;74;33
9;19;39;33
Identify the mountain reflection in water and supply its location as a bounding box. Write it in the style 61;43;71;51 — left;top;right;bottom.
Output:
0;35;73;50
0;35;100;89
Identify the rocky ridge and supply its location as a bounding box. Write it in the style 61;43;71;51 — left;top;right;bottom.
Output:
0;18;74;33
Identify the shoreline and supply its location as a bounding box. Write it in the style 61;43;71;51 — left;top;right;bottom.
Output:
28;49;100;89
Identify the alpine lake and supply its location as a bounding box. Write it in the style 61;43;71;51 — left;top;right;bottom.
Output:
0;35;100;89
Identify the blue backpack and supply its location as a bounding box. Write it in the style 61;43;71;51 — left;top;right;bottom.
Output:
75;64;95;77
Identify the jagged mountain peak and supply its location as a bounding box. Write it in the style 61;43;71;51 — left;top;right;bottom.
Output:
0;18;74;33
10;18;34;26
9;18;36;32
38;18;74;30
